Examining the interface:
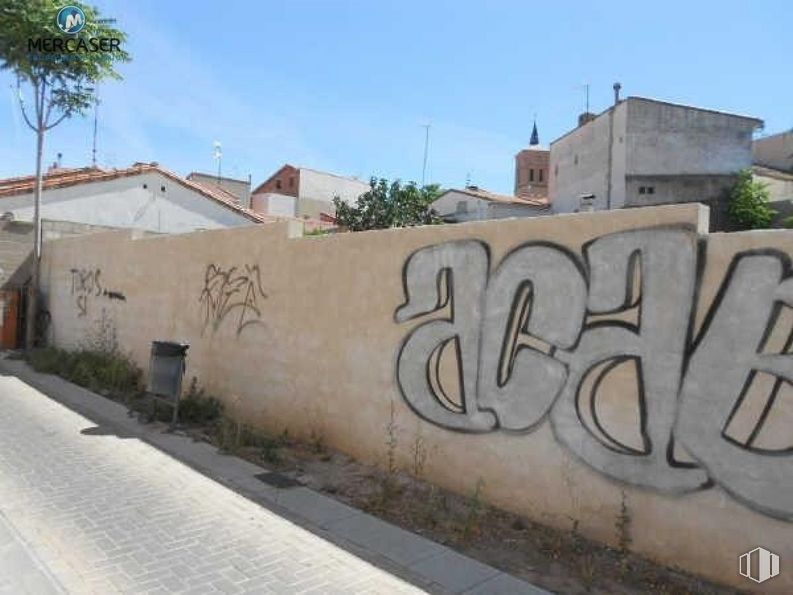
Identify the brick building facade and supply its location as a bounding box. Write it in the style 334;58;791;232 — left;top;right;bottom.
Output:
514;121;549;199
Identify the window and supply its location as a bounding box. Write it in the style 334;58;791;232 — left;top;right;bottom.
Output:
529;169;534;182
574;154;579;165
160;185;166;192
639;186;646;195
554;164;559;177
538;169;543;183
276;180;282;190
289;177;295;188
639;186;655;195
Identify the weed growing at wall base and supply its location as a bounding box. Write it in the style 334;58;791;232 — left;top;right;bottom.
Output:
28;346;142;398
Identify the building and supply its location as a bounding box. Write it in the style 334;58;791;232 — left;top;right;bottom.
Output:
753;130;793;173
0;163;271;234
432;186;550;223
186;172;252;208
549;95;763;229
751;131;793;223
250;164;369;220
514;120;550;200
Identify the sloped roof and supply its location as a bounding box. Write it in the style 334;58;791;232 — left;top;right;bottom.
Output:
753;165;793;182
440;187;550;208
0;163;274;224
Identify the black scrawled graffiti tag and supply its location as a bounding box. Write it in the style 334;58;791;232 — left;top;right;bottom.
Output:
70;268;126;316
395;226;793;521
199;264;268;336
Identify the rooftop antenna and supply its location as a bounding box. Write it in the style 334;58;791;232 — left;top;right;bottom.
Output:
213;141;222;184
583;82;590;113
465;172;471;187
420;122;431;186
91;96;100;168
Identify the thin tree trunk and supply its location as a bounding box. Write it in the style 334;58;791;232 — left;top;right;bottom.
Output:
25;127;44;350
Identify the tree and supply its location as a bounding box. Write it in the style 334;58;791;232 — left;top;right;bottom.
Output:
727;169;776;230
333;178;442;231
0;1;129;348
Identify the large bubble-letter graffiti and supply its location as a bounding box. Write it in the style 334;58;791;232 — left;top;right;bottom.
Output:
395;226;793;521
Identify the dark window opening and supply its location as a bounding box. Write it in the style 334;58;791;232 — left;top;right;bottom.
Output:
574;154;579;165
639;186;646;194
143;183;148;189
538;169;543;182
276;180;282;190
289;177;295;188
160;185;166;192
647;186;655;194
529;169;534;182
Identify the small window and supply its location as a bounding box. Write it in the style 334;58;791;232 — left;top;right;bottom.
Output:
529;169;534;182
574;155;579;165
639;186;646;195
554;164;559;176
160;185;166;192
276;180;282;190
289;176;295;188
647;186;655;195
142;183;148;189
538;169;543;183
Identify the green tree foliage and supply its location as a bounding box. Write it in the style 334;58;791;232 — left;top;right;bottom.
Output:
728;169;776;229
0;1;129;348
333;178;443;231
0;1;130;121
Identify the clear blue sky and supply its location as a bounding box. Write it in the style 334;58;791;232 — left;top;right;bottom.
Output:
2;0;791;194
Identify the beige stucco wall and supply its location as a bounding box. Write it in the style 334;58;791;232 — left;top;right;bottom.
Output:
40;203;792;591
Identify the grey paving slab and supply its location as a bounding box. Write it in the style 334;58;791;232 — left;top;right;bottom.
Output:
463;571;550;594
327;511;448;567
409;549;501;592
275;487;362;528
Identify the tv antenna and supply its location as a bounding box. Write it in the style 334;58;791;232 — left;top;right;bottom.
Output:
213;141;222;183
92;96;101;167
421;122;431;186
583;82;590;113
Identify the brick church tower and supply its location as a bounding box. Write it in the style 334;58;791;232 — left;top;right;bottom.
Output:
514;120;550;199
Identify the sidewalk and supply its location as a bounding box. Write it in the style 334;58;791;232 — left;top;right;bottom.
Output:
0;357;548;595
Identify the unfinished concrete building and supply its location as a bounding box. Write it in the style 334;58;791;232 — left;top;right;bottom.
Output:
549;95;763;229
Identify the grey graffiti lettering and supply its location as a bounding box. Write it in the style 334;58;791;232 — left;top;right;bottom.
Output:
552;229;709;492
478;244;586;431
395;227;793;520
677;252;793;519
395;241;496;432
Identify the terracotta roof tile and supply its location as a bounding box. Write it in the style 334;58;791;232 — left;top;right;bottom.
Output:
445;187;550;208
0;164;274;224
